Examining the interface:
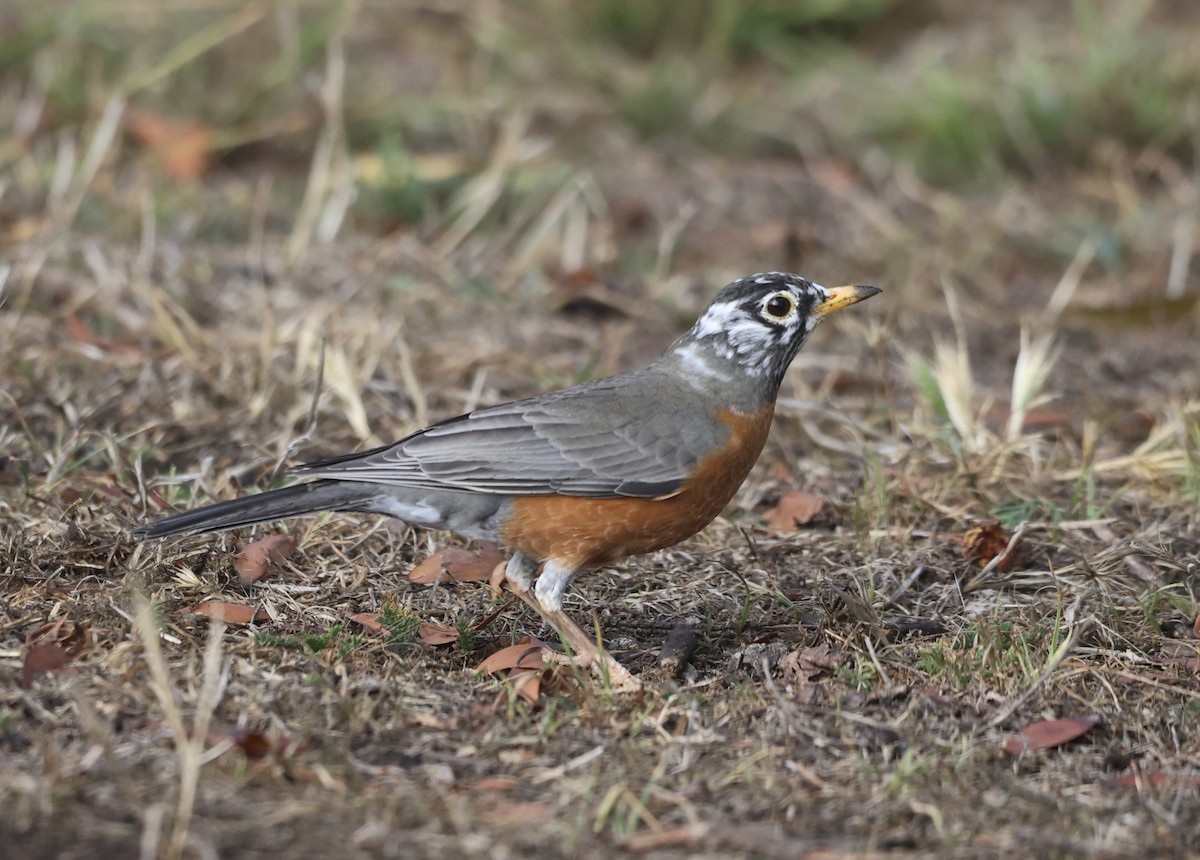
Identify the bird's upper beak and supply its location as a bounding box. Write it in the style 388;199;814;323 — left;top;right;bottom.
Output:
814;284;882;320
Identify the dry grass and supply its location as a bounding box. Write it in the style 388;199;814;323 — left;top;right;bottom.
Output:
2;2;1199;858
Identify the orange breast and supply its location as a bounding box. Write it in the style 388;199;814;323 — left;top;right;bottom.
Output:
500;405;774;569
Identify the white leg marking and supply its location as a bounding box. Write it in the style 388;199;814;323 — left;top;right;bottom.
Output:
534;560;576;613
505;552;538;593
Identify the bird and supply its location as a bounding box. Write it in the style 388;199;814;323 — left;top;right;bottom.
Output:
132;273;880;689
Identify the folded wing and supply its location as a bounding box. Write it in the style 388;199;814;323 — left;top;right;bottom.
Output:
295;370;726;499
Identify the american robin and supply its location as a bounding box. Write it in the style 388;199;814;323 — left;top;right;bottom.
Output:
133;273;879;688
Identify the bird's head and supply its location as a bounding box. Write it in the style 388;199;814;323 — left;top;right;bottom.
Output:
668;272;880;391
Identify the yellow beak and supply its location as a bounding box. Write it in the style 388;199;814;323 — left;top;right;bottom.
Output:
813;284;881;320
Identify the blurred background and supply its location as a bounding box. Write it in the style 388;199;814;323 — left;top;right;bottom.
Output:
3;0;1196;299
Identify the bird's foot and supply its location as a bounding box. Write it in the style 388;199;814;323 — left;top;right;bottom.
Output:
508;581;641;692
540;647;641;692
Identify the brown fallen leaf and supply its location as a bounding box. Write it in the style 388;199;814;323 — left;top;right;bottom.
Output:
20;643;73;689
126;105;216;179
778;644;843;684
477;638;550;674
489;559;509;595
189;601;269;625
26;617;89;656
509;670;541;704
478;638;550;704
1003;716;1099;755
762;489;825;532
409;543;505;585
234;533;296;584
205;725;277;760
962;519;1026;571
418;620;459;646
349;612;384;631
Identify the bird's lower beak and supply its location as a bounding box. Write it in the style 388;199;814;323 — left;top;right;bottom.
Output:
814;284;882;320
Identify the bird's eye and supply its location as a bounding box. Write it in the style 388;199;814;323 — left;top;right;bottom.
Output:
763;294;794;320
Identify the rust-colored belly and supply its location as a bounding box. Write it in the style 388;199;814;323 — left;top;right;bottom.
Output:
500;405;773;568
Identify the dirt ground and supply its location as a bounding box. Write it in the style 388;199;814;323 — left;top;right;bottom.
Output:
2;2;1199;858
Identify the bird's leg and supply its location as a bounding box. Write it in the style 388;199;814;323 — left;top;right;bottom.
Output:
504;551;539;594
505;557;640;691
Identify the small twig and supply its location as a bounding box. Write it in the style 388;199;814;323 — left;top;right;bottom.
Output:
861;634;892;688
883;565;927;607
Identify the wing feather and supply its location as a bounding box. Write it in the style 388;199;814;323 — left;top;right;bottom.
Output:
294;368;728;498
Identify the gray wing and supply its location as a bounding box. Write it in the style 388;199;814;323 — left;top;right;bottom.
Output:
294;369;728;498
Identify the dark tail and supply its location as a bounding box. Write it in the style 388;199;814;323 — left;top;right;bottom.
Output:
131;480;375;539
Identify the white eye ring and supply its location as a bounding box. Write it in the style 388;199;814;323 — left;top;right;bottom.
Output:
762;292;796;321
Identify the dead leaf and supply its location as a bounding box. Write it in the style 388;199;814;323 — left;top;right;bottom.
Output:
206;725;276;760
478;638;550;704
234;533;296;584
477;639;549;674
189;601;269;625
509;670;541;704
778;644;843;684
1003;716;1098;755
19;643;73;689
962;520;1026;571
489;559;508;595
418;620;459;646
349;612;383;631
409;544;505;585
762;489;825;532
126;106;216;179
26;617;89;656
